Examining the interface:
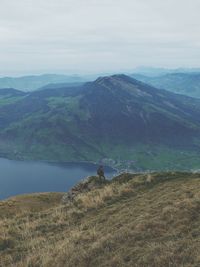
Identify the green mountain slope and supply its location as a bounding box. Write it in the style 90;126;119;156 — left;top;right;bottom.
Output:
132;73;200;98
1;172;200;266
1;74;200;170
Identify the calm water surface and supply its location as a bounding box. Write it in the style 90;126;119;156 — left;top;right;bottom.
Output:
0;158;116;200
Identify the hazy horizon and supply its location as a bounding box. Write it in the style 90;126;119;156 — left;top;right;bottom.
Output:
1;66;200;79
1;0;200;76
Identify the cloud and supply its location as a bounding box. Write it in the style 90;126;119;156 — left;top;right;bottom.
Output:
0;0;200;75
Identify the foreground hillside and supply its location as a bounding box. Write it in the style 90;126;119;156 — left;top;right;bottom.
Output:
1;172;200;266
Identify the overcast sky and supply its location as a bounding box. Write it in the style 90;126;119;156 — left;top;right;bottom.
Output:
0;0;200;76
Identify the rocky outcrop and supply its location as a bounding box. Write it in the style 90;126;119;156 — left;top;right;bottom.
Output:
62;176;108;203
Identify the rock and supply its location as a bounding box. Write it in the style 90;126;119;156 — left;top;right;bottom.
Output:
62;176;108;203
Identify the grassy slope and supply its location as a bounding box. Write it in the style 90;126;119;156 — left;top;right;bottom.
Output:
1;172;200;266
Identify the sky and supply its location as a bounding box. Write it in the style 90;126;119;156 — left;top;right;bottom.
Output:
0;0;200;76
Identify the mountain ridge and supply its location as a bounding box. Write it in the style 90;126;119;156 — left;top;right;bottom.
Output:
0;74;87;92
132;72;200;98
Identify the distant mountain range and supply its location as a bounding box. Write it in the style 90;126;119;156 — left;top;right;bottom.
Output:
0;74;87;92
1;74;200;170
1;70;200;99
132;73;200;99
132;66;200;77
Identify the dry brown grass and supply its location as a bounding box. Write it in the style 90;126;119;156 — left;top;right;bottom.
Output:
1;172;200;267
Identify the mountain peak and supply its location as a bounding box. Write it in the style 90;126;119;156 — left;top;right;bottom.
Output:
94;74;136;86
90;74;155;97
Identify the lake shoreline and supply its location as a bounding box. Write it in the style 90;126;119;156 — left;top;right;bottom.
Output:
0;154;119;172
0;157;117;200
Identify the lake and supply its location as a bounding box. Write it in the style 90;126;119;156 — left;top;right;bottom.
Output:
0;158;116;200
